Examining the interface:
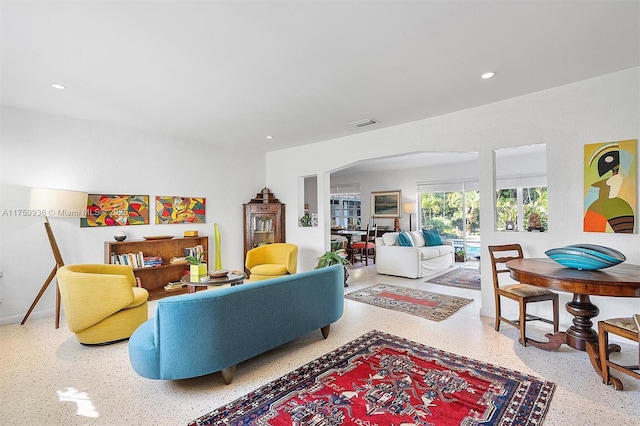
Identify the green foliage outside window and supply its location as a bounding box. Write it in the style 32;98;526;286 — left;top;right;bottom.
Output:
420;191;480;239
495;186;547;231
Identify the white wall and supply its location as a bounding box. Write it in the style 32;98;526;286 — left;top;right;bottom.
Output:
0;106;265;324
267;68;640;328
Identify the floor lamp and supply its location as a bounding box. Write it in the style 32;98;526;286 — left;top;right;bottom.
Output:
403;202;416;231
21;187;88;328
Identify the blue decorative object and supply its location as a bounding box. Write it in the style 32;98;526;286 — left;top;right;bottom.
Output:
545;244;626;270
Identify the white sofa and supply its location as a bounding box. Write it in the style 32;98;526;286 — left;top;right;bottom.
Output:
375;230;454;278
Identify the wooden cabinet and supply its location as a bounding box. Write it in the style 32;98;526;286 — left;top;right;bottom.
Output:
243;188;286;267
104;236;208;300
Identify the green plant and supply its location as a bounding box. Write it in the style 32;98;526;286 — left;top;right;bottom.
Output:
300;214;312;227
186;252;207;265
315;249;350;269
455;249;465;257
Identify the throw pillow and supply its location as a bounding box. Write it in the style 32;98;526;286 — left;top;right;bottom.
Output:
422;229;442;246
409;230;425;247
382;232;399;246
398;231;414;247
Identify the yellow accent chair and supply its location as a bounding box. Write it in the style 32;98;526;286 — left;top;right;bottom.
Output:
245;243;298;282
57;264;149;345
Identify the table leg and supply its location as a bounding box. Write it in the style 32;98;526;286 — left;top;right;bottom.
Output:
565;293;600;350
526;293;600;351
344;235;353;262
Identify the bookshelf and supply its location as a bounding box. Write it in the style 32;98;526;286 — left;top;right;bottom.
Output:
104;236;208;300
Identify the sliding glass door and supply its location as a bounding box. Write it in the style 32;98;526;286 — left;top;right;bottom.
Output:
418;182;480;259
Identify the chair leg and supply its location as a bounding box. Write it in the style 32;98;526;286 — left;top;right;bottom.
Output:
519;299;527;346
494;296;501;331
598;321;610;386
552;295;559;333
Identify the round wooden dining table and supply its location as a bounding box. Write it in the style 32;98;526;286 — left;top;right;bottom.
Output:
505;258;640;351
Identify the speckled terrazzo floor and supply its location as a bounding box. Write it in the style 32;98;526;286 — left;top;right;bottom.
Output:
1;264;638;425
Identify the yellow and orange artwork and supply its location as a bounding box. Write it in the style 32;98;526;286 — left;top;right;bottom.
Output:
584;139;636;233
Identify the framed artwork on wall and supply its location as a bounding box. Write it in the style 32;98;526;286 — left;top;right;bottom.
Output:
155;196;206;224
584;139;637;233
371;190;402;218
81;194;150;227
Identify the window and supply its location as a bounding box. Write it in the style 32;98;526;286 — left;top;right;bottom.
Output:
494;144;547;232
330;183;361;229
496;186;547;231
417;181;480;258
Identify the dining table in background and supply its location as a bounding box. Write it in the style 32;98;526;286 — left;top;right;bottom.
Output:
331;229;367;262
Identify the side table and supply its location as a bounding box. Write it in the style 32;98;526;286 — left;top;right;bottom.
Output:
181;271;246;293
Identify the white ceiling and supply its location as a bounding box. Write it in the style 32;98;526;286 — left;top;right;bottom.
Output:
1;1;639;157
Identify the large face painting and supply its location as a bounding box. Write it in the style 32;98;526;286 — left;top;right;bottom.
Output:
584;139;637;233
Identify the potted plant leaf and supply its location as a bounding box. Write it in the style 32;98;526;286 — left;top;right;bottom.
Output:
455;249;466;263
315;249;350;287
186;252;207;276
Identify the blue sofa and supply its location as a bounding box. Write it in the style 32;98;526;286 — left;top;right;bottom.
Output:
128;264;344;383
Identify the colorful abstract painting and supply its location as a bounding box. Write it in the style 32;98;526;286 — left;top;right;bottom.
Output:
584;139;637;233
156;196;206;224
81;194;150;227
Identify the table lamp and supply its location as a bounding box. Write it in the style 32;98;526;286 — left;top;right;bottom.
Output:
22;187;88;328
403;202;416;231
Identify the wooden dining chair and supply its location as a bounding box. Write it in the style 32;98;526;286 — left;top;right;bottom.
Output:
488;244;559;346
351;224;377;265
593;314;640;390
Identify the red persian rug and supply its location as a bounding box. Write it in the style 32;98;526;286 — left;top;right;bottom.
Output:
188;330;555;425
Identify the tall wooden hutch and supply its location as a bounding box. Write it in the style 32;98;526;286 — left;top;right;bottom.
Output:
243;187;286;265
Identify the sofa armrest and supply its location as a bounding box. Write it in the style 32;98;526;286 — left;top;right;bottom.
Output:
442;240;454;247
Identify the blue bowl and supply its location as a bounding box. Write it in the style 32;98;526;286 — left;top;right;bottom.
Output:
545;244;625;270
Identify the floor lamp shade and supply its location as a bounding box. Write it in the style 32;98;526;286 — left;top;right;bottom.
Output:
29;187;88;217
403;202;416;231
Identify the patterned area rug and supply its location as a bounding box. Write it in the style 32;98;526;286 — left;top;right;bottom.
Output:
345;284;473;322
189;330;556;425
427;267;481;290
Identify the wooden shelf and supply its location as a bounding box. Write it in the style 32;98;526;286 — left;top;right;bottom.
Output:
104;236;208;301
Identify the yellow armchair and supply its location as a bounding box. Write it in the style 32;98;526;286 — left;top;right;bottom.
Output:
56;264;148;345
245;243;298;282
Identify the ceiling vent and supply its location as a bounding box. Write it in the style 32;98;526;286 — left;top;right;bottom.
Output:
350;118;377;128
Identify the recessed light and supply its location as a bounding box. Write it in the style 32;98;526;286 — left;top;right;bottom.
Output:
266;135;273;139
51;83;66;90
481;72;496;79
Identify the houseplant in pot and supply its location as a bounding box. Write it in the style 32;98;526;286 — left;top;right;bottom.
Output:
455;249;466;263
315;249;350;287
186;252;207;276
